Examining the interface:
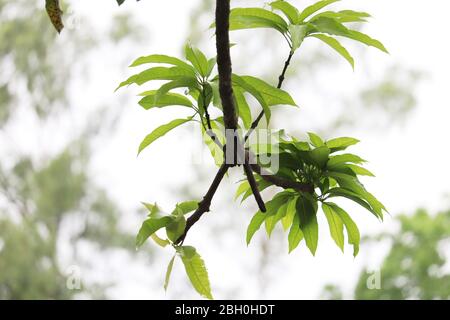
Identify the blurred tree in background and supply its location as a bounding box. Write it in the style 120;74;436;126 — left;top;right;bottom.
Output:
321;209;450;299
0;0;143;299
354;210;450;299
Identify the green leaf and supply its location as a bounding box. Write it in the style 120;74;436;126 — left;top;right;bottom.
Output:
344;29;388;53
298;0;341;22
288;211;304;253
138;118;191;155
347;164;375;177
296;196;319;255
154;77;199;103
322;202;345;251
232;74;271;123
233;86;252;129
309;16;350;36
138;91;193;110
310;34;354;69
326;187;375;216
206;57;217;78
136;216;174;248
173;201;199;216
178;246;213;299
327;153;366;167
269;1;300;24
309;146;330;168
116;67;194;90
289;24;308;51
166;216;186;242
229;8;288;34
185;44;210;77
151;234;170;247
129;54;194;73
311;10;371;23
265;201;289;237
164;255;176;291
282;196;298;231
235;180;250;201
239;75;297;107
324;202;360;256
246;211;267;245
308;132;324;147
326;136;359;151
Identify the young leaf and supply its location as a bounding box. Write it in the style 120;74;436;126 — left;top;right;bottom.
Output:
308;132;325;147
173;201;199;216
138;91;193;110
324;202;360;256
154;77;199;103
326;187;376;216
309;146;330;168
310;34;354;69
229;8;288;34
269;1;300;24
164;255;176;291
265;201;289;237
296;196;319;255
129;54;194;72
289;25;308;51
151;234;170;247
178;246;213;299
298;0;341;22
344;30;388;53
117;67;194;90
326;136;359;150
282;196;298;231
322;202;345;251
239;75;297;107
327;153;366;167
347;164;375;177
185;44;210;78
288;212;304;253
138;118;191;155
246;211;267;245
136;216;175;248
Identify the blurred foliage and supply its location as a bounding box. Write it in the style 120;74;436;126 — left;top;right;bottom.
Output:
0;0;144;299
354;209;450;299
321;209;450;300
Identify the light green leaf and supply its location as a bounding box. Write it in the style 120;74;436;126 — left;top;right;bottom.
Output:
326;187;376;216
309;146;330;168
282;196;298;231
136;216;174;248
229;8;288;34
138;118;191;155
166;216;186;242
239;75;297;107
185;44;209;77
173;201;199;216
233;86;252;129
308;132;325;147
347;164;375;177
327;153;366;167
129;54;194;73
246;211;267;245
116;67;194;90
154;77;199;103
269;1;300;24
296;196;319;255
164;255;176;291
325;202;360;256
310;34;354;69
326;136;360;151
344;29;388;53
309;16;350;36
299;0;341;22
322;202;345;251
289;24;307;51
288;212;304;253
138;91;193;110
178;246;213;299
151;234;170;247
265;201;289;237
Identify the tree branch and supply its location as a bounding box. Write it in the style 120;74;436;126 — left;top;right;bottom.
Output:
244;51;294;142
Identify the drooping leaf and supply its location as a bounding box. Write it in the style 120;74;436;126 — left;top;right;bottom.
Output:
233;86;252;129
138;118;191;155
164;255;176;291
327;153;366;168
239;75;297;107
296;195;319;255
136;216;175;248
343;29;388;53
288;211;304;253
246;211;267;245
324;202;360;256
117;67;194;90
46;0;64;33
178;246;213;299
347;164;375;177
310;34;354;69
322;202;345;251
166;216;186;242
282;196;298;231
265;201;289;237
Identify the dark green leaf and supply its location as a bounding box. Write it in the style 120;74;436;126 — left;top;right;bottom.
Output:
296;195;319;255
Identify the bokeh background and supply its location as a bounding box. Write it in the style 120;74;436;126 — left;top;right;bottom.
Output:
1;0;449;299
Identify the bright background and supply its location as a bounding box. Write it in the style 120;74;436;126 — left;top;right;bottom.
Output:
1;0;449;300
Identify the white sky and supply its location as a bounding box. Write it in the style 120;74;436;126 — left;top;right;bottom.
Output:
5;0;450;299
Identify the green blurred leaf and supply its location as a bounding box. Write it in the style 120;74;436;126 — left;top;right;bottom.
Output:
138;118;191;155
